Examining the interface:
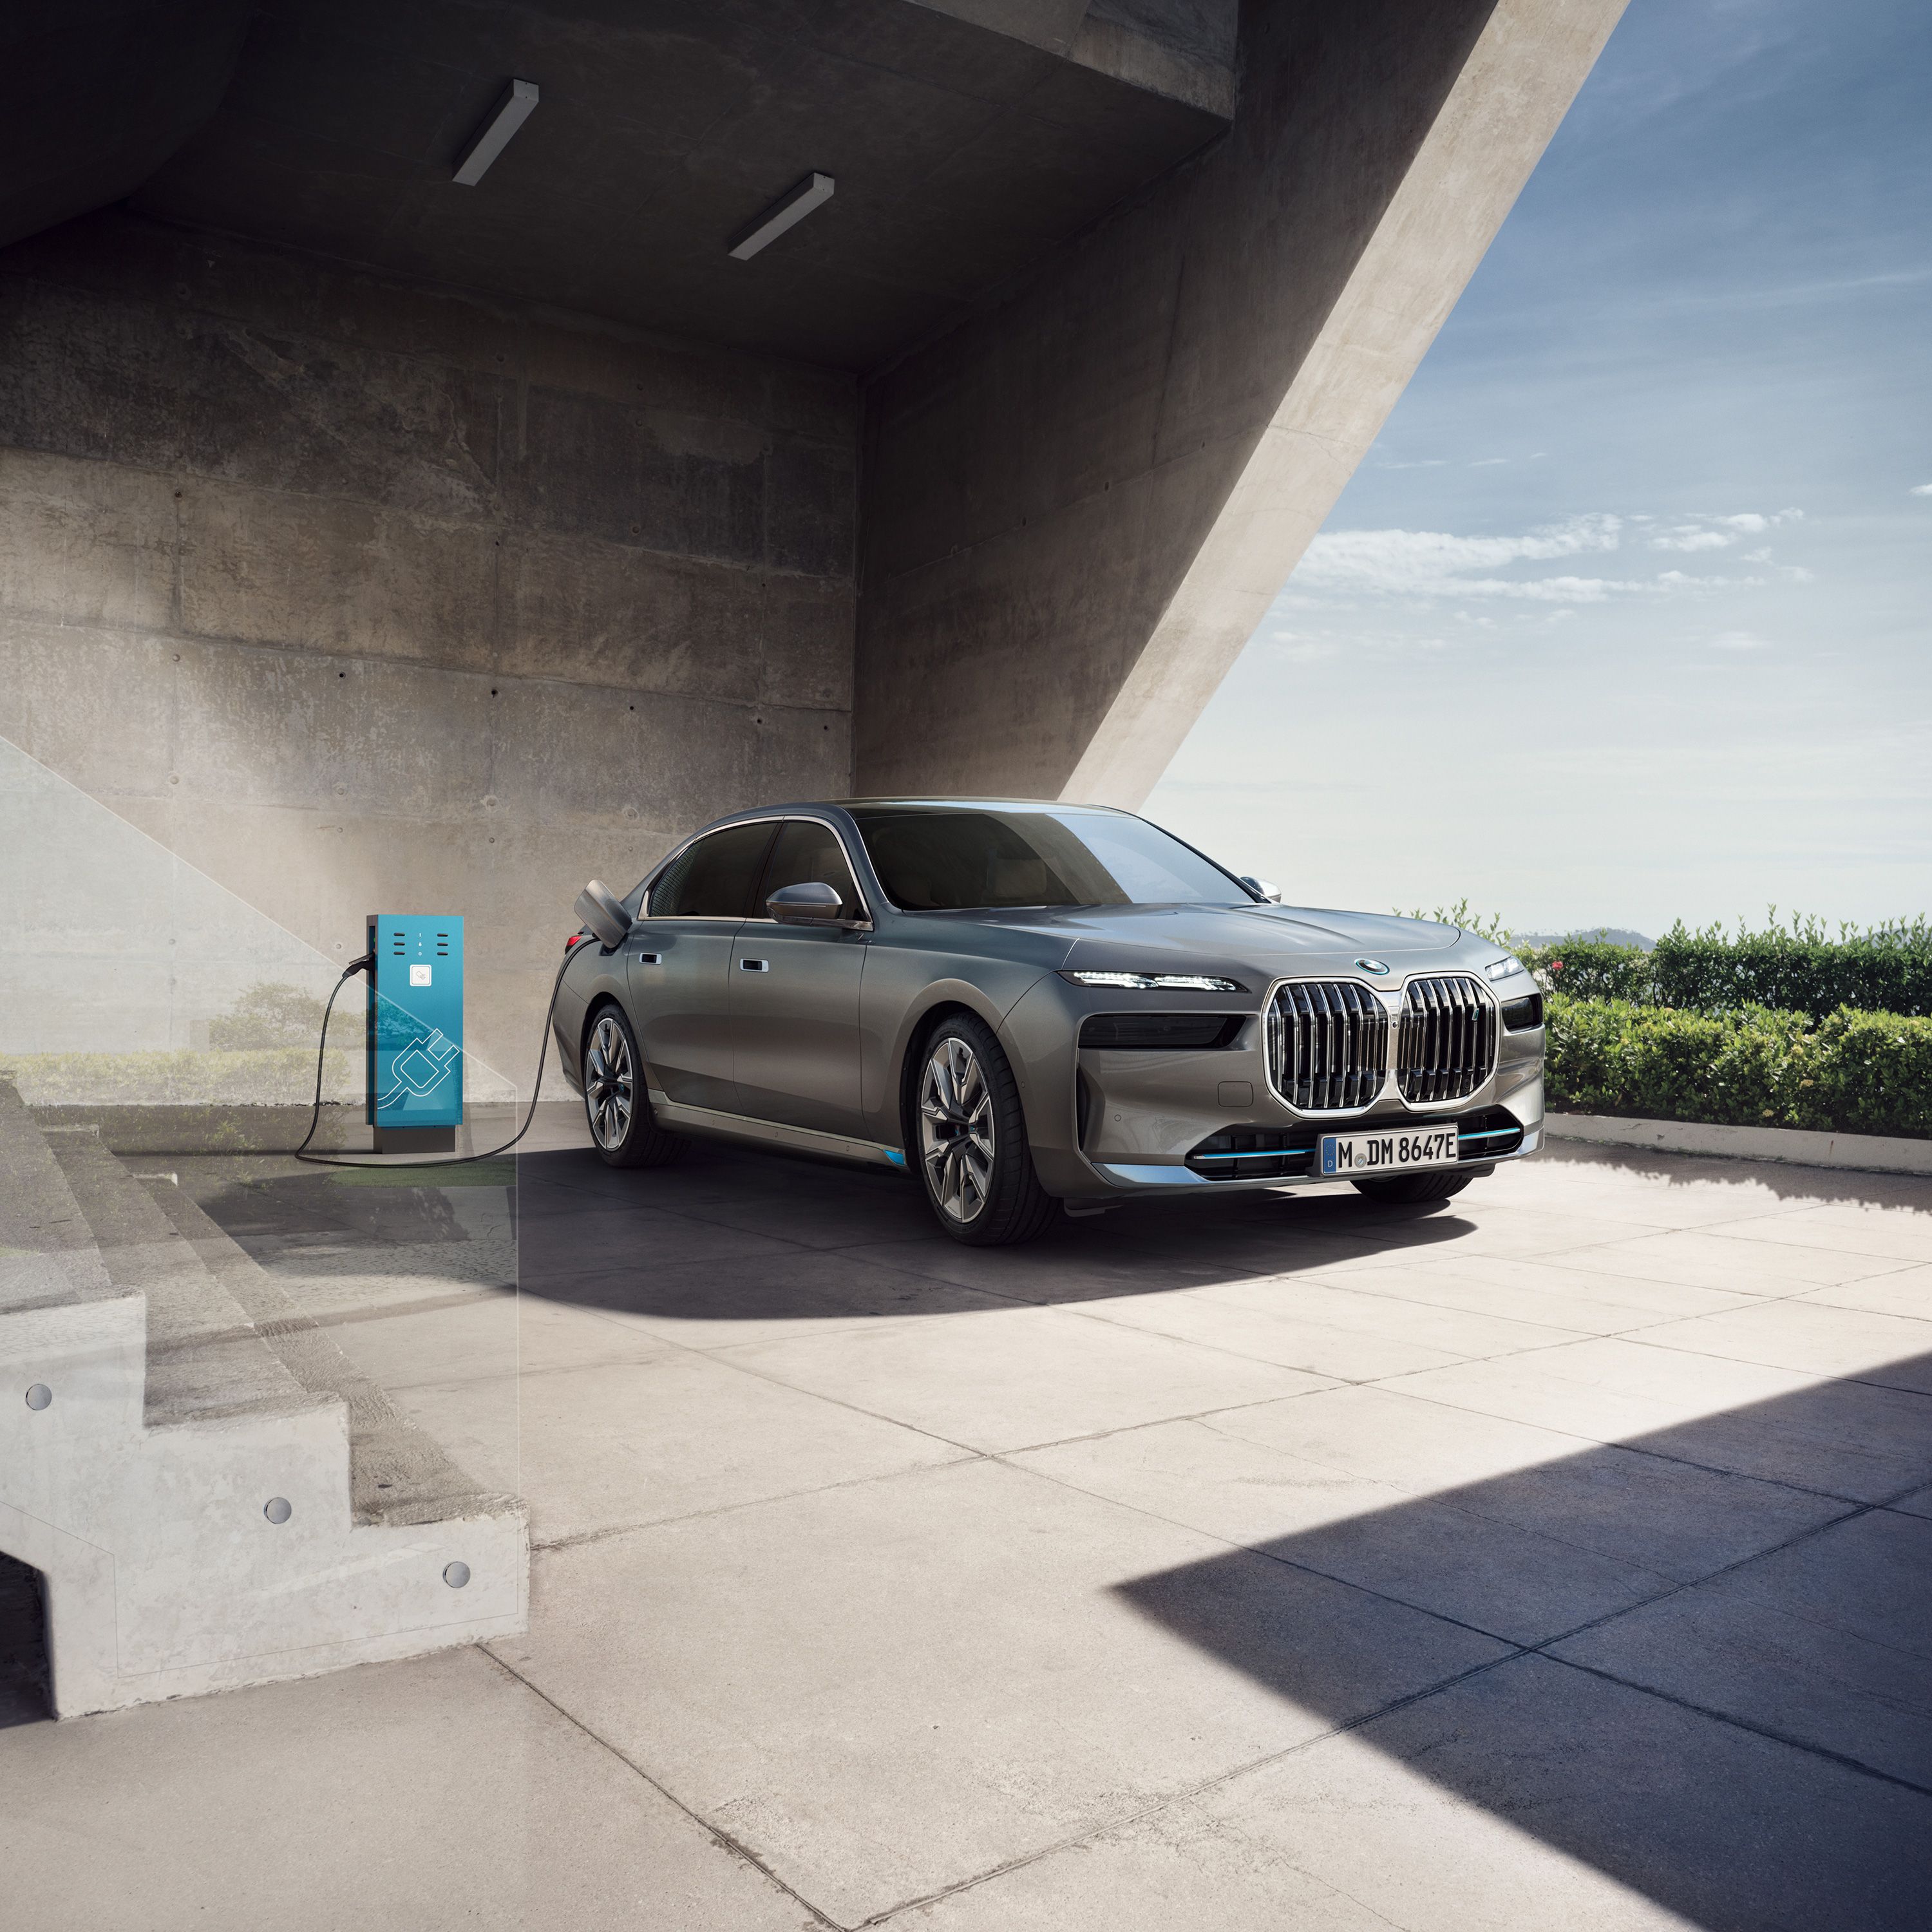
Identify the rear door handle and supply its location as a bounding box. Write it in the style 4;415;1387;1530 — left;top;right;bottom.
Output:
740;958;770;972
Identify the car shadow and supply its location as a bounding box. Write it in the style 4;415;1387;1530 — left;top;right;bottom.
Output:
1111;1359;1932;1929
506;1137;1486;1318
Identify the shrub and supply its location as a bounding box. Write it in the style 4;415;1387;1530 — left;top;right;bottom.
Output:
1516;938;1654;1003
1543;996;1932;1140
1519;913;1932;1019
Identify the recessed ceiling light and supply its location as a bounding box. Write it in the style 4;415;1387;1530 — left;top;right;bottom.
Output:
453;79;540;187
728;173;835;261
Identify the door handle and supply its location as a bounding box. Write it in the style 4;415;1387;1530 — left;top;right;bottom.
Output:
634;952;661;965
740;958;770;972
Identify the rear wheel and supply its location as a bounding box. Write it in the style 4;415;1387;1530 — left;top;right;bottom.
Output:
584;1006;685;1169
1350;1170;1473;1204
913;1014;1057;1247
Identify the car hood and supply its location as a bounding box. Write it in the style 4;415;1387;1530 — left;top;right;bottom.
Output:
1037;903;1466;979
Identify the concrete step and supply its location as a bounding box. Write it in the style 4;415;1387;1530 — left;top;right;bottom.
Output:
138;1174;507;1530
41;1129;306;1426
0;1080;110;1311
0;1081;527;1717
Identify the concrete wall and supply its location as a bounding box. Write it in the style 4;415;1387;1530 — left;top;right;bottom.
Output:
0;211;857;1088
855;0;1627;806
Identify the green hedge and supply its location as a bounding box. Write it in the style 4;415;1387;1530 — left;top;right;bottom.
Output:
1517;914;1932;1019
1544;996;1932;1139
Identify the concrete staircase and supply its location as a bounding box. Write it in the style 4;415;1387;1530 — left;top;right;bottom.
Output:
0;1081;526;1717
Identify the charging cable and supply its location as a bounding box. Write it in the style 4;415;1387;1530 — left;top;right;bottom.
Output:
294;947;576;1170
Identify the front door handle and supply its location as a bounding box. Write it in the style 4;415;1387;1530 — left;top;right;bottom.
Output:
740;958;770;972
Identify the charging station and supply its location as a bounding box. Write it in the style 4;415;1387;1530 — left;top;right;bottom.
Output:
366;914;464;1153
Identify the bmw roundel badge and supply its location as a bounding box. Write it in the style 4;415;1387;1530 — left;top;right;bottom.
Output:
1354;958;1390;975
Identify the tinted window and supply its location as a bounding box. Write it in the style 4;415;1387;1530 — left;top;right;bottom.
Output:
649;822;778;918
756;820;863;920
848;808;1245;911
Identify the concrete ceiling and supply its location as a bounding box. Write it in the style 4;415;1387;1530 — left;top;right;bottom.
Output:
39;0;1235;372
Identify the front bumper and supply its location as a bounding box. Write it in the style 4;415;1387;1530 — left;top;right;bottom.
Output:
998;972;1545;1199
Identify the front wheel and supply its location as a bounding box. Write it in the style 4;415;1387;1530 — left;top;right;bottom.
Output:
913;1015;1058;1246
1350;1170;1473;1204
583;1006;685;1169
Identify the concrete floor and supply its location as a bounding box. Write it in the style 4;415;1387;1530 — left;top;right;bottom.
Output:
5;1126;1931;1929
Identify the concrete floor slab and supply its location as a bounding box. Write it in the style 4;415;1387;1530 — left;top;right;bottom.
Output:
1802;1264;1932;1320
1204;1382;1850;1579
1638;1298;1932;1394
1397;1250;1764;1324
318;1286;668;1390
1701;1204;1932;1265
525;1246;1014;1349
1071;1283;1477;1380
399;1350;967;1546
713;1302;1334;1452
0;1646;811;1930
1010;1417;1671;1643
1148;1654;1932;1932
1387;1336;1932;1501
1551;1506;1932;1787
15;1136;1932;1927
491;1457;1507;1925
1182;1270;1591;1355
1557;1226;1916;1293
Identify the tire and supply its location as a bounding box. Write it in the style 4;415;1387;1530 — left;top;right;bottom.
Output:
911;1012;1059;1246
1350;1170;1474;1205
583;1004;685;1169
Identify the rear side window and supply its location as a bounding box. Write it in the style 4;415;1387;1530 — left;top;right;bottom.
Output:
649;822;778;918
756;820;864;920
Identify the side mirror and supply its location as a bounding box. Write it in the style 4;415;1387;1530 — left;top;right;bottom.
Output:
1238;875;1283;904
574;879;631;950
768;881;851;927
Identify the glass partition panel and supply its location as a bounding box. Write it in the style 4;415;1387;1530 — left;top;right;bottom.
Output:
0;732;525;1718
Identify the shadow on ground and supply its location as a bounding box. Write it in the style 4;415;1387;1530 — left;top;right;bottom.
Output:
1116;1361;1932;1931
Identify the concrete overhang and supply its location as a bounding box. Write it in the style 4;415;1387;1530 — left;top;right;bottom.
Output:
0;0;1236;372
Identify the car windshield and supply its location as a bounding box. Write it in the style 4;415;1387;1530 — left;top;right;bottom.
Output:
846;806;1249;911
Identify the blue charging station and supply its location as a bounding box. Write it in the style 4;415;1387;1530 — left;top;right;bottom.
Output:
366;914;464;1153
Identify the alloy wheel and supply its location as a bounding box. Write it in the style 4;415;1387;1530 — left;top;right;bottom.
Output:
585;1013;634;1150
918;1034;994;1224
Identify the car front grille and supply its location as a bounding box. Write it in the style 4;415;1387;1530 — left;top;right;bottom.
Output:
1397;975;1498;1103
1265;980;1389;1112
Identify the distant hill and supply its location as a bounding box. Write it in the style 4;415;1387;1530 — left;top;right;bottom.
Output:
1517;928;1654;952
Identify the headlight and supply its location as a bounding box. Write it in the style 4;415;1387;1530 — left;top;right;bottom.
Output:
1060;971;1246;992
1484;956;1528;983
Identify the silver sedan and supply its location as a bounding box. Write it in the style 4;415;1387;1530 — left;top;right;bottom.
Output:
556;799;1546;1245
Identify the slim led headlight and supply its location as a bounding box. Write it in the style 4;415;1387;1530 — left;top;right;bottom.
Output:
1484;956;1528;983
1060;971;1246;992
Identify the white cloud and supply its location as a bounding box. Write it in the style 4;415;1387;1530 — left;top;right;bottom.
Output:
1296;514;1625;600
1293;512;1802;607
1913;483;1932;497
1651;526;1734;551
1709;630;1769;650
1468;457;1511;468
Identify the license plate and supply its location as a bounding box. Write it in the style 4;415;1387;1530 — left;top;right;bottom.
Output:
1320;1125;1459;1177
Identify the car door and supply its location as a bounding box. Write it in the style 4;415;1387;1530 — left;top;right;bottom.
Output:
730;818;870;1137
627;819;778;1112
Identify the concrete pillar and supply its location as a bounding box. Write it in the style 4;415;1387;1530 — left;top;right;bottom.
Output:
853;0;1629;806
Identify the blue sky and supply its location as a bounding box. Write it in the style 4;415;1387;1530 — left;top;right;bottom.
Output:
1147;0;1931;938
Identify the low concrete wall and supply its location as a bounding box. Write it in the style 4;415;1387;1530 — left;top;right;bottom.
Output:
1545;1112;1932;1178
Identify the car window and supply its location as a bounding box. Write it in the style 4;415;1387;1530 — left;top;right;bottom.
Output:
848;807;1245;910
755;820;863;920
648;822;779;918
